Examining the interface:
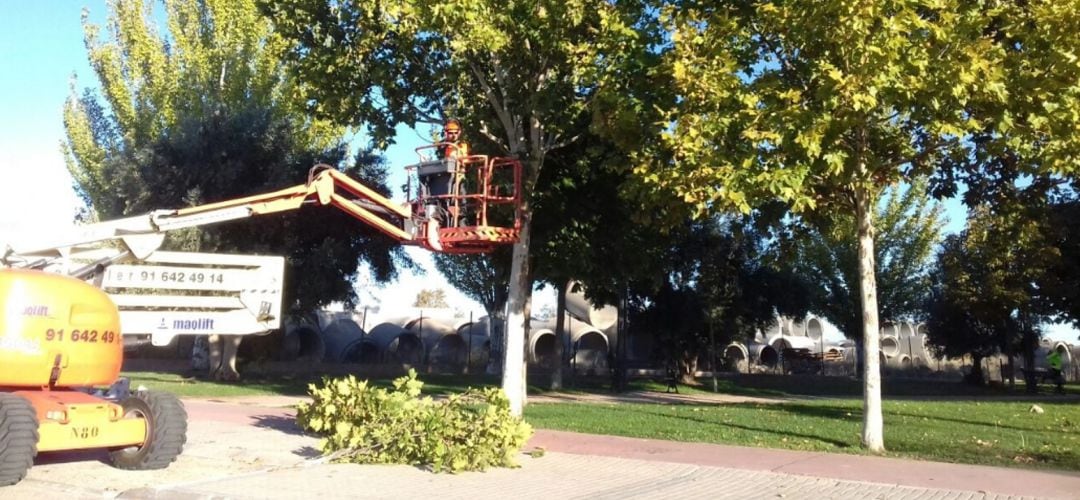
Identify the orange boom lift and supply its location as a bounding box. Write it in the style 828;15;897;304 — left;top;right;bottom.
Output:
0;157;522;485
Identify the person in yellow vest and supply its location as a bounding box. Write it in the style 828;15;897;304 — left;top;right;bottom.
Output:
436;119;469;161
422;119;473;228
1047;349;1065;394
422;119;470;201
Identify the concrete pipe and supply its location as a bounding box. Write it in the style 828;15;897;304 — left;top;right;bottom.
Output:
905;332;930;359
280;319;325;362
895;354;912;369
896;323;916;357
767;334;817;352
568;321;609;375
367;322;425;366
788;317;807;337
474;315;505;339
842;345;857;363
1052;342;1072;361
381;316;415;328
321;318;370;363
805;317;824;342
471;339;492;369
880;335;901;358
428;334;468;370
565;281;618;330
723;343;749;372
749;343;779;367
881;323;898;339
411;318;468;370
456;321;476;337
456;322;489;365
757;321;781;343
899;322;915;339
528;327;557;367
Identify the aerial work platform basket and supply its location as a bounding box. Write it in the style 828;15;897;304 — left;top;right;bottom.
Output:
404;145;523;254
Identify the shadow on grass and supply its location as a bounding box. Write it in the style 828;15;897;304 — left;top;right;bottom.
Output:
882;407;1073;434
616;403;854;449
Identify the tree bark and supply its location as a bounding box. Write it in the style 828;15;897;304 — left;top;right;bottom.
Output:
208;334;241;381
854;182;885;453
501;212;533;416
551;281;567;390
1023;321;1038;394
966;354;985;386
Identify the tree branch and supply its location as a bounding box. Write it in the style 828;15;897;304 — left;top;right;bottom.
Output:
469;61;519;152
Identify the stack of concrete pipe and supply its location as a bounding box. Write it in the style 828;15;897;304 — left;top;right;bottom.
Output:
321;317;376;363
878;321;937;370
455;320;491;369
726;316;848;373
279;317;326;362
521;282;616;375
365;322;424;365
273;308;492;371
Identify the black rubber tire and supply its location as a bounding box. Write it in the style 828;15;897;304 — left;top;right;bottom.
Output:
108;391;187;470
0;393;39;486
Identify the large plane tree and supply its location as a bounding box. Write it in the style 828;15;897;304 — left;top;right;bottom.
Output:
267;0;658;414
632;1;1080;451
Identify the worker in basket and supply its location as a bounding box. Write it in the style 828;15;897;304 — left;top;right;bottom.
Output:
421;118;472;226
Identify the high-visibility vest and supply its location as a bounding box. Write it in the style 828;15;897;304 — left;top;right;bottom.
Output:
1048;351;1063;370
437;141;469;159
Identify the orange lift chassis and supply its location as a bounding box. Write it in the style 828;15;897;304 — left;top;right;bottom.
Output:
0;156;523;485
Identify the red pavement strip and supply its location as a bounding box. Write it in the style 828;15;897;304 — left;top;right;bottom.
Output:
529;429;1080;499
185;398;1080;499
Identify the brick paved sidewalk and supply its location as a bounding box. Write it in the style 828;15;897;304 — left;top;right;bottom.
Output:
6;398;1077;499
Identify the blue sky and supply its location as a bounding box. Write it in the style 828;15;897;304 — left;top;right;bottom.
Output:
0;2;1073;341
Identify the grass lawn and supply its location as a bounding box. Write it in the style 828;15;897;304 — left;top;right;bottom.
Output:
122;370;507;398
124;371;314;398
524;399;1080;471
122;368;1080;470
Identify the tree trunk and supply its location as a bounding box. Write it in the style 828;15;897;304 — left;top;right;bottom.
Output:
192;335;210;372
501;212;533;416
1023;322;1038;394
551;281;567;390
966;353;985;386
854;183;885;453
208;334;241;381
680;354;698;385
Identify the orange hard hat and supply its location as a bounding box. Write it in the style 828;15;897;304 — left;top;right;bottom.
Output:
444;119;462;132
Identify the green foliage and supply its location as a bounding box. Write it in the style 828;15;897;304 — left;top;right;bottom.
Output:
65;0;341;213
628;0;1080;451
62;0;409;313
926;203;1056;376
631;215;812;376
529;134;675;304
268;0;661;412
786;180;945;339
296;370;533;472
266;0;648;162
413;288;450;308
1042;200;1080;328
433;246;511;316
